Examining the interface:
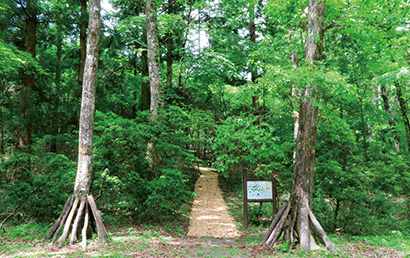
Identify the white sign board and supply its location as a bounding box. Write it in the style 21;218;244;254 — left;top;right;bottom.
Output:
247;181;273;200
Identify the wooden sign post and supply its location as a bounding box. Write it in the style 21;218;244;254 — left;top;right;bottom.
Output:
243;169;277;227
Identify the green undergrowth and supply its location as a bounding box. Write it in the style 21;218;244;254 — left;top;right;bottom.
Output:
217;174;410;257
1;221;410;257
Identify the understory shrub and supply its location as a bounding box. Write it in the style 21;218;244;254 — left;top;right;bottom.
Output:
0;152;76;222
213;113;293;179
142;169;194;221
92;110;199;222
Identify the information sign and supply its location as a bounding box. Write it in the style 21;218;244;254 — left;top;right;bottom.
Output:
242;169;277;227
247;181;273;200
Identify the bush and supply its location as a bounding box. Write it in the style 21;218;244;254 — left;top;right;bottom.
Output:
315;122;410;235
213;113;293;197
0;152;76;222
142;169;194;221
92;110;199;222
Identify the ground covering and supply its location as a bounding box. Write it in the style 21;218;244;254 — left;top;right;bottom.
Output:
1;223;409;257
1;167;409;257
187;168;240;238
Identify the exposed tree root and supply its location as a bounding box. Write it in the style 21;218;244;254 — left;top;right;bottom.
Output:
46;194;108;250
262;202;337;254
308;208;337;253
265;203;290;247
261;202;287;244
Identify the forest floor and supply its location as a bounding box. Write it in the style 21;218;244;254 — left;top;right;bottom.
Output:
1;167;410;257
1;223;408;257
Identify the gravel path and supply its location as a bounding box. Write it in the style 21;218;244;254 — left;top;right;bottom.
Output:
187;167;240;238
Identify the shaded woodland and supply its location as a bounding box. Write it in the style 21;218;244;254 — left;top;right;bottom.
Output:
1;0;410;253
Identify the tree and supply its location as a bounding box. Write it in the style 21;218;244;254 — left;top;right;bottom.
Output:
248;0;262;117
263;0;337;254
140;40;151;111
381;84;401;151
46;0;108;248
78;0;87;86
145;0;163;122
17;0;37;150
144;0;163;170
292;0;325;251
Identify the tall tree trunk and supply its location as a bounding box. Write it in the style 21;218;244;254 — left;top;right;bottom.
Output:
140;47;151;111
165;0;175;93
51;26;63;153
263;0;336;254
359;97;369;160
293;0;326;252
46;0;108;248
334;198;341;232
166;36;173;91
292;51;300;143
145;0;163;171
381;84;401;151
78;0;87;88
74;0;101;198
396;82;410;151
249;2;259;112
18;0;37;150
73;0;88;161
146;0;163;122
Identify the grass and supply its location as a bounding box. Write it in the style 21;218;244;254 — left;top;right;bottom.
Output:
1;180;410;257
1;221;410;257
217;176;410;257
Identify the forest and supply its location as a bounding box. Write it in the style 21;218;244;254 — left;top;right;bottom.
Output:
1;0;410;256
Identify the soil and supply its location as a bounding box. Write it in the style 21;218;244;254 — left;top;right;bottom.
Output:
187;167;241;238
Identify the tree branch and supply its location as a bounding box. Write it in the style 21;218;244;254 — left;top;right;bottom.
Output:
324;24;343;32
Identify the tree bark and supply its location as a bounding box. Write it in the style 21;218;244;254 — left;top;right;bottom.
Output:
381;84;401;151
308;208;337;253
145;0;163;170
45;195;74;240
292;51;300;142
140;46;151;111
18;0;37;149
262;202;287;243
266;203;291;247
249;2;260;113
58;197;79;247
51;25;63;153
81;203;89;250
74;0;101;198
296;0;325;202
87;194;108;243
78;0;87;87
69;199;85;245
264;0;336;254
145;0;163;122
396;82;410;151
292;0;325;252
166;37;173;91
47;0;108;248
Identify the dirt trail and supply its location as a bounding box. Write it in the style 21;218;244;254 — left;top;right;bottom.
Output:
187;167;240;238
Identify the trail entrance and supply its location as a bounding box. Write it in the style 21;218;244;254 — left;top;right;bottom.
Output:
187;167;240;238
